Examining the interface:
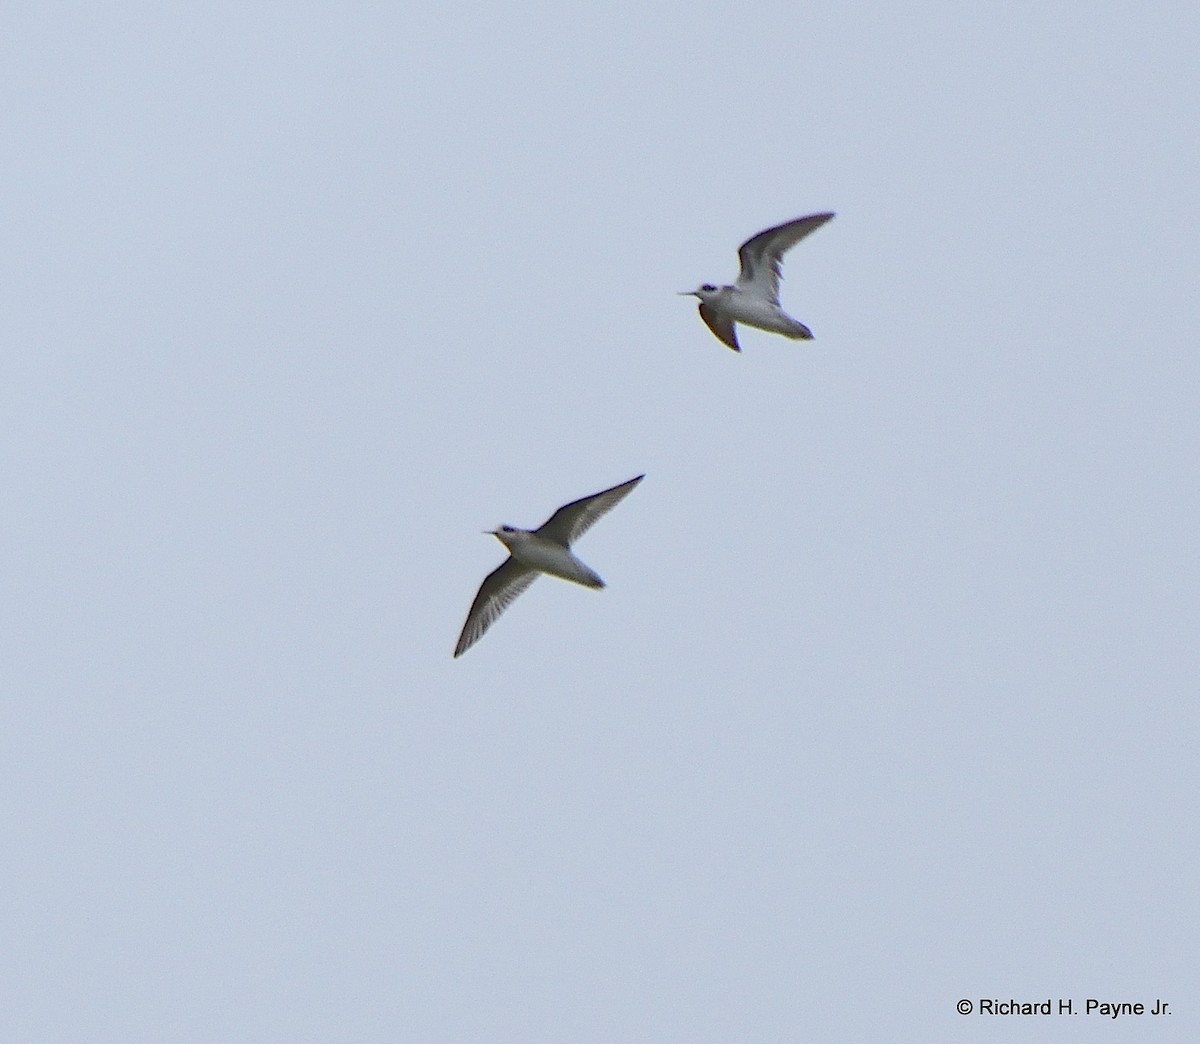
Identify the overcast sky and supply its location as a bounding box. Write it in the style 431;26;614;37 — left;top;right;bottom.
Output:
2;2;1197;1040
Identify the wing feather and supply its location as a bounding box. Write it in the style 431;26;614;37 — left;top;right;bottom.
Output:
736;212;834;305
453;558;539;657
699;302;740;352
535;475;644;546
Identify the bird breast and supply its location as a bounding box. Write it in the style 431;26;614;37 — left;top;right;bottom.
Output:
510;537;604;588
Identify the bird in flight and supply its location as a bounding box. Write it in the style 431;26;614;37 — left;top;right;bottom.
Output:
454;475;644;657
681;212;834;352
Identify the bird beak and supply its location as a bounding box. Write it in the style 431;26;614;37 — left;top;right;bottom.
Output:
483;530;497;535
678;290;696;297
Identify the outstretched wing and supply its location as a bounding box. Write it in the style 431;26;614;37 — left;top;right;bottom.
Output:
736;212;834;305
699;302;740;352
453;558;539;657
536;474;645;547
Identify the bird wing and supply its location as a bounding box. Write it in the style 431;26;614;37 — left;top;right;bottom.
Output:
735;212;834;305
535;474;645;547
699;302;741;352
453;557;539;657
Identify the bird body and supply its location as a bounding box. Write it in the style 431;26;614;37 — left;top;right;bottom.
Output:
497;528;604;588
702;287;816;338
683;212;834;352
454;475;643;657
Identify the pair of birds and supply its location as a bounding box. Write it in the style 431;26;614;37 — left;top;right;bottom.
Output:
454;212;835;657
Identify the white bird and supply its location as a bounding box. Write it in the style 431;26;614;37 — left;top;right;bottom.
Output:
454;475;644;658
681;212;834;352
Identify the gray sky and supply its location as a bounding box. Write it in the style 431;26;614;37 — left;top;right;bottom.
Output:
3;2;1197;1040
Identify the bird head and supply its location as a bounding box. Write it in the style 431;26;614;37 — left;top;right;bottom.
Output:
486;524;520;549
679;283;721;302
